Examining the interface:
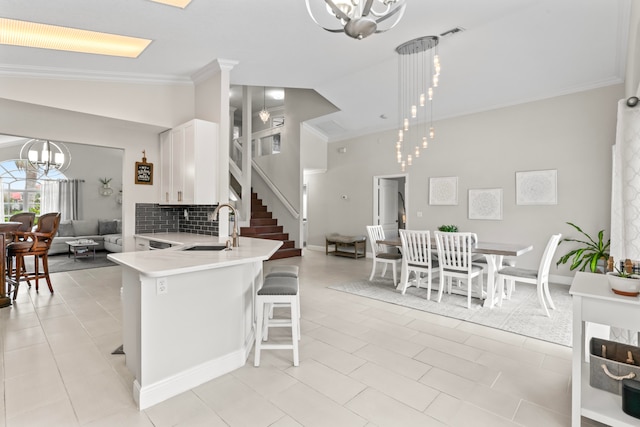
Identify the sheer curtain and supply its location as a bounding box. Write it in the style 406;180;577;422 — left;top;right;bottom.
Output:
40;179;82;221
40;180;59;216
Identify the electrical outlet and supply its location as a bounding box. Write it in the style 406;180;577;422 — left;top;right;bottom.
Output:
208;212;216;221
156;277;168;295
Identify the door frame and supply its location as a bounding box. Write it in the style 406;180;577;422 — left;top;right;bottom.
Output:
373;173;409;232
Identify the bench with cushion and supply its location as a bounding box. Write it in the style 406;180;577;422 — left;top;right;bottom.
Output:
325;233;367;259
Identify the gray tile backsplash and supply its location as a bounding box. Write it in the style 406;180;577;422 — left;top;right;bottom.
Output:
135;203;220;235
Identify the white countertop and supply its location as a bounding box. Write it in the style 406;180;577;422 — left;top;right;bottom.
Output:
107;233;282;277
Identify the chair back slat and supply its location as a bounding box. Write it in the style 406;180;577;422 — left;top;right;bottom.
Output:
435;231;476;272
399;229;432;267
366;225;387;254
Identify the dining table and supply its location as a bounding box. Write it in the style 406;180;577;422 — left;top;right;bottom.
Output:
0;221;24;308
377;237;533;309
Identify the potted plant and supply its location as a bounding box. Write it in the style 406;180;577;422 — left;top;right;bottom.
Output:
606;263;640;296
556;222;610;273
438;225;458;232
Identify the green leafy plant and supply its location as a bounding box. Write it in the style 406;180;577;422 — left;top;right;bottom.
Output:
99;177;112;185
556;222;610;273
611;264;635;278
438;225;458;232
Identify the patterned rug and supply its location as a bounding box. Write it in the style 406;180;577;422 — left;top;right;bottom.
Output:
329;277;572;347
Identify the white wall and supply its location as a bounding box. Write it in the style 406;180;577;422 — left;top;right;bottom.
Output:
306;84;624;280
0;75;194;128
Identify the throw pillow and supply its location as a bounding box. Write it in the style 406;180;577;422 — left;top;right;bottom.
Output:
57;221;75;237
99;220;118;235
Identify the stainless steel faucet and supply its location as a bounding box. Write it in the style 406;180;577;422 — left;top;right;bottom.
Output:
213;203;239;247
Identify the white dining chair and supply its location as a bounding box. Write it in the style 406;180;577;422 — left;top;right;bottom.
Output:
366;225;402;286
434;231;484;309
398;229;440;296
496;233;562;317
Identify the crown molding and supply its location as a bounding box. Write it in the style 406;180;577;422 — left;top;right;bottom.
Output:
0;64;193;85
191;59;239;85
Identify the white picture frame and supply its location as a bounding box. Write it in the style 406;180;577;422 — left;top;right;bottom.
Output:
468;188;503;220
429;176;458;205
516;169;558;205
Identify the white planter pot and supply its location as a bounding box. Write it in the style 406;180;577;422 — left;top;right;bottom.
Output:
606;272;640;297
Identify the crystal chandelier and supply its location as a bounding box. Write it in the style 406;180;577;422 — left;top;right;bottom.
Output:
305;0;406;40
259;87;270;124
19;139;71;176
395;36;440;171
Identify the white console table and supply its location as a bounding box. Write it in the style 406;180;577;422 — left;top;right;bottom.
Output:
570;271;640;426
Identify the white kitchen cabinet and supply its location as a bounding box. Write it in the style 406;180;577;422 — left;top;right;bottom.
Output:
159;119;218;205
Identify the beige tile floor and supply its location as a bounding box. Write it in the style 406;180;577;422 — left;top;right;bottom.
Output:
0;250;606;426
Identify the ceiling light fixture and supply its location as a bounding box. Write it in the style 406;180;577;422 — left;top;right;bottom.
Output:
259;87;270;124
395;36;440;171
0;18;151;58
305;0;406;40
149;0;192;8
19;139;71;177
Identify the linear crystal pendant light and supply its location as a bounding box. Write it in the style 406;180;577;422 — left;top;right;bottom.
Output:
395;36;440;171
259;87;270;124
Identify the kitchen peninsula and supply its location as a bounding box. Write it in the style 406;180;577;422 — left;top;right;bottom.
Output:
108;233;282;410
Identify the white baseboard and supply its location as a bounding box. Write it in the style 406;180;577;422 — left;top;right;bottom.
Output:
135;346;248;410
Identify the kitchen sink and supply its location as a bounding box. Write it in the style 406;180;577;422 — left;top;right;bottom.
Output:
180;244;228;251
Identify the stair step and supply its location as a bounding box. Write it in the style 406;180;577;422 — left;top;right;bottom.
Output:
251;205;268;212
251;232;289;241
269;248;302;260
280;240;295;249
250;218;278;226
251;198;264;207
251;211;272;219
241;225;283;235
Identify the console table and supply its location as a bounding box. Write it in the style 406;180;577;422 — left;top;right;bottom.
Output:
570;271;640;426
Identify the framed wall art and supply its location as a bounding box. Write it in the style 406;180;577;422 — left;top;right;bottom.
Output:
429;176;458;205
516;169;557;205
468;188;503;220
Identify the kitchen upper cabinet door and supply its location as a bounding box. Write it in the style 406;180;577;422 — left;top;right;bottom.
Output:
159;119;218;205
160;130;172;204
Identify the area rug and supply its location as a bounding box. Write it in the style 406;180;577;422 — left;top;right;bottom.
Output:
22;250;118;274
329;278;572;347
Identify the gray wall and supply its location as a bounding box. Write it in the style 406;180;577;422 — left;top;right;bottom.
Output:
0;140;123;221
306;84;624;280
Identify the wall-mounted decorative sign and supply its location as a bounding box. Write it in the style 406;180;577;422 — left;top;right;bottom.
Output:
516;169;557;205
429;176;458;205
469;188;503;220
135;150;153;185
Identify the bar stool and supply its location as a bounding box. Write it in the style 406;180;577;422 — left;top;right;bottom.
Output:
264;265;300;319
254;276;300;367
264;265;299;279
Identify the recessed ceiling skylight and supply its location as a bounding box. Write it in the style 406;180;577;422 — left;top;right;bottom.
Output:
0;18;152;58
149;0;192;8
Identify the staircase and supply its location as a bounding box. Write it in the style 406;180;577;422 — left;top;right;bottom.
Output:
240;192;301;260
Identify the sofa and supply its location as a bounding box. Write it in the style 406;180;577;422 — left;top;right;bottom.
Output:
49;219;122;255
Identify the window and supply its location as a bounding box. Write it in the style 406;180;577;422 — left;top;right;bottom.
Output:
0;159;66;221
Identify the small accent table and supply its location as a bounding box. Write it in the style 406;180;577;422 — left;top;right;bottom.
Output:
67;240;99;261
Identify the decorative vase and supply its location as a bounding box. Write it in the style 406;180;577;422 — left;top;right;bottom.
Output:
606;272;640;297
